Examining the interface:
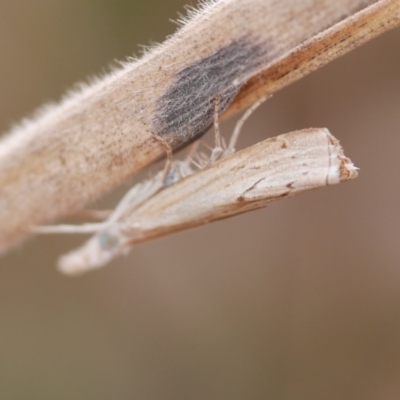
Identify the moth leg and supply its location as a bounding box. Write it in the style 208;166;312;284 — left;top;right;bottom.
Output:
151;134;173;182
32;221;108;234
175;142;199;179
106;135;174;224
224;95;270;157
209;95;224;164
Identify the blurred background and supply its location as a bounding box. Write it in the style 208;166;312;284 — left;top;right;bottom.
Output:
1;1;400;399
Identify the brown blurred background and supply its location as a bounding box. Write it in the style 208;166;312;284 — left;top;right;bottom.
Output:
1;1;400;399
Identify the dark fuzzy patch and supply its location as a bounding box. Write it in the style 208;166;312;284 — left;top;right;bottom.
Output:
153;36;266;146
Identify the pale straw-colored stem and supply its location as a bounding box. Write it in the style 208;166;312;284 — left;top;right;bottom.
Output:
0;0;398;254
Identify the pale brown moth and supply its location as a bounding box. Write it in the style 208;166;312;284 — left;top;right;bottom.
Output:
34;97;357;274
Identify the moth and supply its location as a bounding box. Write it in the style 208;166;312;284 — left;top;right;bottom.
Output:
34;98;358;274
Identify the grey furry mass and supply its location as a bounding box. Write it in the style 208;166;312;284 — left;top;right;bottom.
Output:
153;37;266;144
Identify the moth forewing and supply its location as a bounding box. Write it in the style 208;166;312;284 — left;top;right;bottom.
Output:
122;128;357;233
58;127;357;275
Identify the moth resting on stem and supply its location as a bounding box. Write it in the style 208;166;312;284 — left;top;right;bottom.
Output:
34;98;358;275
